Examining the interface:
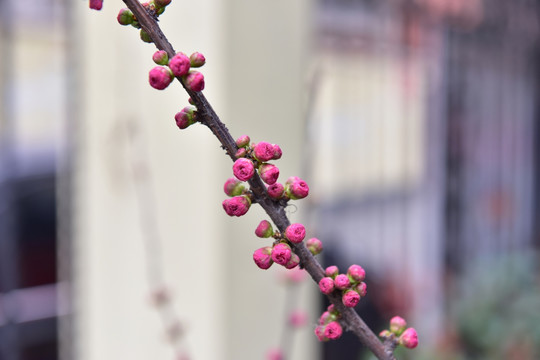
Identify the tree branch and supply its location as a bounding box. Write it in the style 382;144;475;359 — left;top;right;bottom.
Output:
121;1;396;359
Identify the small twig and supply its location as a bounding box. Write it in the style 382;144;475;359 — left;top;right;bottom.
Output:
121;1;395;359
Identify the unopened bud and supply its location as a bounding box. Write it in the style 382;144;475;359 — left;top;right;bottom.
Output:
399;328;418;349
223;178;245;197
152;50;169;65
149;66;173;90
347;264;366;283
342;289;360;307
324;321;343;340
253;246;274;270
184;71;205;92
189;52;206;68
233;158;255;181
255;220;274;238
222;195;251;217
306;238;323;255
117;8;133;25
271;243;292;266
235;148;247;158
174;106;197;129
259;163;280;185
318;277;335;294
334;274;350;290
140;29;153;43
253;142;275;162
169;53;191;77
390;316;407;336
285;223;306;244
355;282;367;297
235;135;250;148
284;253;300;269
325;265;339;278
267;183;284;199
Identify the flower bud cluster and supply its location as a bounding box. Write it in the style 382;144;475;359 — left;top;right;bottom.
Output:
318;264;367;308
379;316;419;349
147;50;206;92
314;304;343;342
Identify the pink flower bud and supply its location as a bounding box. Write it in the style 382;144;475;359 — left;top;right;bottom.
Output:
284;253;300;269
235;135;250;148
222;195;251;217
174;106;197;129
319;311;332;325
286;177;309;200
233;158;255;181
379;330;392;338
314;325;328;342
334;274;350;290
189;52;206;68
235;148;247;158
306;238;323;255
271;243;292;266
288;310;308;328
285;223;306;244
327;304;337;313
185;71;205;92
272;144;282;160
399;328;418;349
140;29;153;43
152;50;168;65
342;289;360;307
318;277;335;294
258;163;280;185
267;183;284;199
169;53;191;77
347;264;366;283
390;316;407;336
149;66;173;90
325;266;339;278
355;282;367;297
253;246;273;270
255;220;274;238
89;0;103;10
223;178;245;197
324;321;343;340
253;142;275;162
155;0;172;8
117;8;133;25
266;348;283;360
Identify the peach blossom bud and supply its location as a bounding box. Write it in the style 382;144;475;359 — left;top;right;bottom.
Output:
318;277;335;294
259;163;280;185
314;325;328;342
284;253;300;269
188;97;195;105
140;29;153;43
174;106;197;129
253;246;273;270
390;316;407;336
324;321;343;340
223;178;245;197
347;264;366;283
253;142;275;162
325;265;339;278
267;183;284;199
233;158;255;181
222;195;251;217
255;220;274;238
355;282;367;297
235;148;247;158
379;329;392;338
319;311;331;325
272;144;282;160
235;135;250;148
271;243;292;266
184;71;205;92
155;0;171;7
286;177;309;200
117;8;133;25
285;223;306;244
152;50;168;65
189;52;206;68
306;238;323;255
89;0;103;10
399;328;418;349
334;274;350;290
169;53;191;77
342;289;360;307
149;66;173;90
288;310;308;328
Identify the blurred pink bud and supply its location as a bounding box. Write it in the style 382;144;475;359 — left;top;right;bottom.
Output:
272;144;282;160
347;264;366;283
185;71;205;92
149;286;170;307
152;50;168;65
285;223;306;244
318;277;335;294
390;316;407;336
306;238;323;255
253;246;274;270
89;0;103;10
189;52;206;68
233;158;255;181
288;310;308;328
235;135;250;148
174;106;196;129
314;325;328;342
169;53;191;77
222;195;251;217
267;182;284;199
399;328;418;349
342;289;360;307
255;220;274;238
355;282;367;297
235;148;247;158
253;142;275;162
223;177;245;197
325;265;339;278
149;66;173;90
284;253;300;269
117;8;133;25
282;267;306;283
334;274;351;290
271;243;292;266
324;321;343;340
266;348;283;360
259;163;280;185
319;311;334;325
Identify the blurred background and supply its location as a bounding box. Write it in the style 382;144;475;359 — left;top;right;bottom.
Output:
1;0;539;359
